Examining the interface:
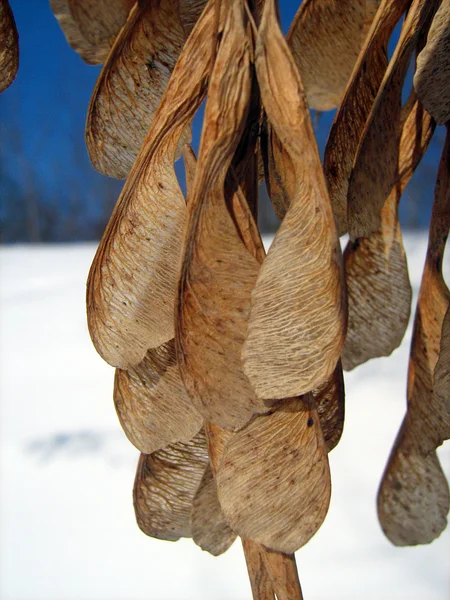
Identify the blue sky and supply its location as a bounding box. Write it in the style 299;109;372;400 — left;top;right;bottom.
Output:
0;0;445;241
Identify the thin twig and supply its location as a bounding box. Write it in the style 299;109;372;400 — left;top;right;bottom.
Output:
261;547;304;600
242;539;276;600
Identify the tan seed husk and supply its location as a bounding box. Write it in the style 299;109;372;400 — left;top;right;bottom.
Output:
87;1;215;369
324;0;410;235
133;429;209;541
243;0;346;400
347;0;439;240
190;464;237;556
414;0;450;125
114;340;203;454
288;0;381;111
216;395;331;554
176;0;269;430
434;305;450;414
49;0;134;65
312;361;345;452
86;0;188;179
0;0;19;93
342;99;435;371
377;419;449;546
377;127;450;546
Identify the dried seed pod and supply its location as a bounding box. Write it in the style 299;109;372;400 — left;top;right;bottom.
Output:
414;0;450;125
176;0;268;430
206;419;302;593
179;0;208;36
261;123;295;220
347;0;439;240
243;0;346;400
87;2;215;369
204;421;233;474
377;420;449;546
434;305;450;414
216;396;331;554
190;464;236;556
86;0;188;179
0;0;18;93
312;361;345;452
377;128;450;546
406;129;450;455
114;340;203;454
133;429;209;541
288;0;381;111
342;99;434;371
49;0;134;65
324;0;410;235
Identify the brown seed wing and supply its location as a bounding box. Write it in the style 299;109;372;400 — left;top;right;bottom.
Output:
177;186;267;429
342;210;412;370
176;0;268;430
324;0;410;235
114;340;203;454
378;129;450;547
86;0;187;179
50;0;132;64
204;421;233;475
243;0;346;400
179;0;208;35
190;464;236;556
414;1;450;125
133;430;209;541
0;0;18;92
287;0;381;111
377;419;450;546
406;129;450;453
434;304;450;414
347;0;438;240
68;0;134;49
342;101;434;370
216;396;331;554
313;361;345;452
87;3;214;369
262;123;295;220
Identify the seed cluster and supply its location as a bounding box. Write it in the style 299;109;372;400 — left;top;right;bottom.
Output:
2;0;449;597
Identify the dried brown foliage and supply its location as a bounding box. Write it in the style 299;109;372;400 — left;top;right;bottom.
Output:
378;128;450;546
434;305;450;414
243;0;346;401
288;0;381;111
347;0;439;240
44;0;450;594
49;0;134;65
86;0;188;178
190;465;236;555
0;0;18;93
324;0;410;235
86;4;214;369
176;0;268;430
414;0;450;125
216;396;331;553
313;361;345;451
114;340;202;454
134;429;209;541
342;98;435;370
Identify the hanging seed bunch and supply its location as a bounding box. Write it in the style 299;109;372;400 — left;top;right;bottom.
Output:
2;0;449;596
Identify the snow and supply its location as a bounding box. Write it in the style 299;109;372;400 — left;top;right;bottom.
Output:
0;236;449;600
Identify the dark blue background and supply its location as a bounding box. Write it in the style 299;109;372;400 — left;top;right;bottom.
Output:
0;0;445;242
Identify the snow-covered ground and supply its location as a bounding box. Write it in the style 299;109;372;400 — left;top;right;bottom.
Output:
0;235;449;600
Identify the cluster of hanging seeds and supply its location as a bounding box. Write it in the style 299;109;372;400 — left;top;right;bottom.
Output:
1;0;449;596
